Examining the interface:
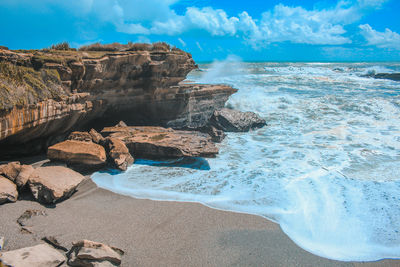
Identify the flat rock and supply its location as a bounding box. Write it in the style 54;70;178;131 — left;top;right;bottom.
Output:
372;73;400;81
0;162;21;183
210;108;266;132
0;244;65;267
68;240;124;267
102;126;218;158
47;140;107;166
0;175;18;204
105;138;134;171
28;166;85;204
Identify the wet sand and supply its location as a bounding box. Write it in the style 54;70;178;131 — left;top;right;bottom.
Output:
0;178;398;266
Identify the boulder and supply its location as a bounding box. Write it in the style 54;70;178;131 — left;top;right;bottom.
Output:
68;240;124;267
0;161;21;182
15;164;34;188
0;175;18;204
102;126;218;158
28;166;85;204
105;138;134;171
89;129;105;145
0;244;65;267
210;108;266;132
115;121;127;127
67;131;93;142
47;140;107;166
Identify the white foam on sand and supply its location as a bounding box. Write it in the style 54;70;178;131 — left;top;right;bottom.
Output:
92;62;400;261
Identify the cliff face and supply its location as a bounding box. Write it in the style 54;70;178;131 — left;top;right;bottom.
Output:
0;47;237;156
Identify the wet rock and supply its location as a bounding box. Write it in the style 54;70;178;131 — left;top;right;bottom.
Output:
210;108;266;132
67;240;124;267
28;166;85;204
0;175;18;204
0;162;21;183
15;164;34;188
0;244;65;267
200;125;226;143
47;140;107;166
105;138;134;171
89;129;105;145
67;131;93;142
102;126;218;158
372;73;400;81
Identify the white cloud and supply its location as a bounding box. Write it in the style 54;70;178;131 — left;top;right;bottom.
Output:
359;24;400;50
1;0;392;48
196;41;203;52
178;38;186;47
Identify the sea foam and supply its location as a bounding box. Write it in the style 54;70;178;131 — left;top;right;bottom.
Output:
92;61;400;261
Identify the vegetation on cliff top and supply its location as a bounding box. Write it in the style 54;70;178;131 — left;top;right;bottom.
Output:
0;62;66;110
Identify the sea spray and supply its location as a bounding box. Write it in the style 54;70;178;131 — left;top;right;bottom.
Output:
92;62;400;261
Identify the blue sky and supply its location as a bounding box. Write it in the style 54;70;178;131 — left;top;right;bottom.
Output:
1;0;400;62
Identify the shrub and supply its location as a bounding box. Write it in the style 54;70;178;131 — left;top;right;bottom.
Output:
152;42;170;51
50;42;75;51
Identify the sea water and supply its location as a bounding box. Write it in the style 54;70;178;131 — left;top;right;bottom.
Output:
92;60;400;261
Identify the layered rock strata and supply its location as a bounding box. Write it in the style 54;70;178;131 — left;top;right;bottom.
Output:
0;47;237;157
101;126;218;158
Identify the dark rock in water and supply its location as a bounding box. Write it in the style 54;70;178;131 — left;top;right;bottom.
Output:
67;240;124;267
67;131;93;142
0;175;18;204
102;126;218;158
28;166;85;204
372;73;400;81
198;125;226;143
210;108;266;132
0;244;66;267
105;137;134;171
47;140;107;167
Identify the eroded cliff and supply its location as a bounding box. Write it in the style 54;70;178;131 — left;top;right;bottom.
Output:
0;45;237;157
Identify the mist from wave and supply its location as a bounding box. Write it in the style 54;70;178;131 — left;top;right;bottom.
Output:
92;60;400;261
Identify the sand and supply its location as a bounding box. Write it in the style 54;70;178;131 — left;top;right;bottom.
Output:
0;178;398;266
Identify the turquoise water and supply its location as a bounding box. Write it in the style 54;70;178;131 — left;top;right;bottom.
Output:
92;61;400;261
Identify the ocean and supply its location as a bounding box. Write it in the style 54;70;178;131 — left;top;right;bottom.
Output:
92;60;400;261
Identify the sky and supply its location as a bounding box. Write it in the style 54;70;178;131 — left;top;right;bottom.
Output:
1;0;400;62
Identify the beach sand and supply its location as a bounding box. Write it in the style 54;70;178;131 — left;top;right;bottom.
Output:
0;178;398;266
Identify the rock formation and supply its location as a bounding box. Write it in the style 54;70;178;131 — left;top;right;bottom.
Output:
47;140;107;167
101;125;218;158
210;108;266;132
105;137;134;171
372;73;400;81
28;166;85;204
0;46;237;158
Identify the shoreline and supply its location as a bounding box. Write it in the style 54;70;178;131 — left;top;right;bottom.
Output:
1;177;398;266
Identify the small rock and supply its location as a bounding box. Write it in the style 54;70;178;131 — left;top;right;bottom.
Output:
0;243;66;267
207;126;226;143
0;161;21;183
105;138;134;171
47;140;107;166
28;166;85;204
15;164;34;188
17;209;47;227
210;108;266;132
0;175;18;204
115;121;127;127
67;131;93;142
89;129;105;145
68;240;124;267
42;236;68;252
